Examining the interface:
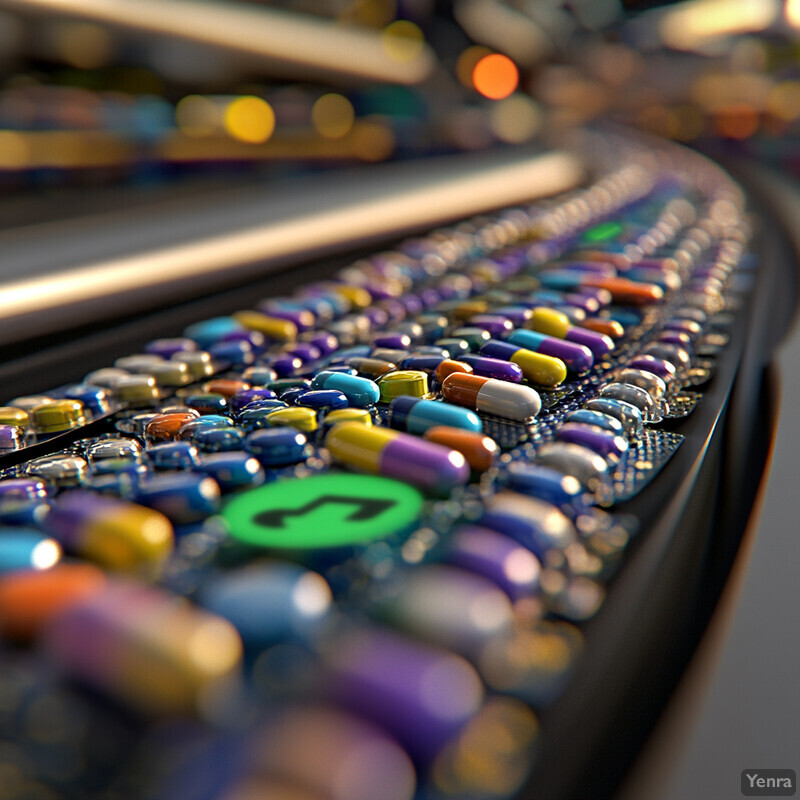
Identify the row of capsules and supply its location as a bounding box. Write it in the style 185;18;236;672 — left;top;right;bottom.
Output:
0;139;740;799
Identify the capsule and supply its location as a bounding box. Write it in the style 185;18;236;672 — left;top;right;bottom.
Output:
0;406;30;431
134;473;221;525
389;397;482;435
581;317;625;339
43;581;243;715
441;373;541;420
26;455;88;488
196;452;265;491
528;307;614;357
614;368;667;399
114;375;160;407
480;492;575;558
189;425;247;452
564;409;624;435
0;477;48;502
326;422;469;494
445;525;540;599
423;427;498;472
245;428;309;466
322;407;373;430
0;529;61;573
377;370;431;402
507;329;594;372
171;350;215;380
233;310;297;341
264;406;318;433
184;316;244;348
556;422;628;462
479;341;567;387
599;382;657;418
627;355;676;382
459;355;523;383
505;463;585;509
45;490;174;570
311;371;380;408
346;357;397;379
147;441;200;470
534;442;610;496
199;561;331;648
583;398;643;438
0;563;108;642
145;411;200;443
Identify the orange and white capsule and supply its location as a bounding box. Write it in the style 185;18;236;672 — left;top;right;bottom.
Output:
442;373;541;420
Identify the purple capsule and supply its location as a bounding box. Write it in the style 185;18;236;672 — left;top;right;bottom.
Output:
663;318;702;337
564;326;614;358
322;624;483;763
445;525;540;599
643;342;691;369
419;288;442;308
469;315;514;338
398;294;423;316
627;355;676;381
300;331;339;356
507;330;593;373
460;355;523;383
0;478;47;501
563;292;600;314
657;331;692;349
362;306;389;328
283;343;322;364
145;338;197;359
257;304;316;331
269;354;303;378
230;388;278;415
220;330;266;353
556;422;628;461
491;306;532;327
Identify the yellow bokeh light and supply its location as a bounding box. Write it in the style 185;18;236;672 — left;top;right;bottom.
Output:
311;93;355;139
223;96;276;144
767;81;800;121
472;54;519;100
0;131;31;169
380;20;425;63
175;94;220;137
489;94;541;143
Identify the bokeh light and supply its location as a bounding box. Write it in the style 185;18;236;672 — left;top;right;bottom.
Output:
223;96;275;144
472;54;519;100
380;20;425;63
311;93;355;139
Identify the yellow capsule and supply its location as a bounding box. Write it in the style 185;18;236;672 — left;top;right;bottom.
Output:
454;300;489;321
326;422;396;472
171;351;215;379
335;284;372;310
324;408;372;427
115;375;160;406
8;396;55;414
529;307;570;339
147;361;192;387
32;400;86;433
0;406;30;431
510;350;567;387
266;406;318;433
233;310;297;342
377;370;430;402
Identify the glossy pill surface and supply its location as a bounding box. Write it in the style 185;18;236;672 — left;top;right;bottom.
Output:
442;373;541;420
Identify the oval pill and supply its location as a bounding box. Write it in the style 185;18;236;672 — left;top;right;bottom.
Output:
480;340;567;387
311;371;380;408
507;329;594;372
388;397;482;435
423;427;498;472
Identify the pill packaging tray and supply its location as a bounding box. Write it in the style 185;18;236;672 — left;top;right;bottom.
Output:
0;129;769;800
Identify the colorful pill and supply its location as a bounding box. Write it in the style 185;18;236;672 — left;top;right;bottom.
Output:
189;425;247;452
265;406;318;433
171;351;215;379
459;355;523;383
400;355;445;373
196;452;265;491
184;393;228;415
529;307;569;338
245;428;309;466
534;442;610;494
0;406;30;431
322;408;373;431
145;411;200;443
643;342;691;369
434;337;471;358
480;492;575;558
43;581;243;715
311;371;380;407
146;361;193;387
441;373;541;420
450;327;492;351
0;426;22;454
0;563;107;642
434;359;473;385
236;404;289;432
204;379;251;398
346;357;397;379
199;561;331;647
445;525;540;599
378;370;430;402
134;473;221;524
114;375;160;406
564;409;624;434
583;398;643;438
599;382;657;417
556;422;628;462
145;337;197;358
60;385;111;416
423;427;498;472
177;416;234;439
468;314;514;338
45;490;174;570
627;355;677;381
31;399;86;434
241;365;279;385
505;463;584;508
184;317;244;348
480;340;567;387
233;310;297;341
0;529;61;573
0;478;48;501
581;318;625;338
580;275;664;305
296;390;349;411
147;441;200;470
325;422;469;494
388;397;482;435
507;330;594;372
26;455;88;487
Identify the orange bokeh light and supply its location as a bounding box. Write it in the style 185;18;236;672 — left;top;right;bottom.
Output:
472;54;519;100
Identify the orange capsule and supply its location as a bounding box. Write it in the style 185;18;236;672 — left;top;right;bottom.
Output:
423;426;499;472
581;318;625;339
580;276;663;305
572;250;631;268
203;379;251;397
434;359;473;385
0;563;107;641
145;412;199;442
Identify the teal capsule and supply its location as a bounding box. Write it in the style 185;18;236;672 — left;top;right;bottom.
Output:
389;396;482;435
310;371;380;408
0;529;61;573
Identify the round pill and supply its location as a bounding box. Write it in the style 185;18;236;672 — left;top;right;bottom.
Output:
31;399;86;434
377;370;430;402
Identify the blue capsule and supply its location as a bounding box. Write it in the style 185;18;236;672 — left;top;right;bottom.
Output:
244;428;309;466
389;396;482;435
189;426;246;453
147;441;201;471
236;403;289;432
196;452;265;491
296;390;349;411
208;340;255;367
583;398;643;437
60;384;111;417
564;409;624;435
183;317;244;349
134;473;221;524
505;463;585;509
310;371;380;408
400;355;445;373
199;562;331;647
0;529;61;573
183;393;228;415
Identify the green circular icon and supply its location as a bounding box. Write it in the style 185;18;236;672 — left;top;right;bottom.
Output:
222;473;423;549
